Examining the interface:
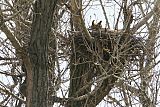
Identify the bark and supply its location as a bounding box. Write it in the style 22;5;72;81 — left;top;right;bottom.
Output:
67;0;92;107
67;31;128;107
67;41;93;107
28;0;58;107
139;1;160;107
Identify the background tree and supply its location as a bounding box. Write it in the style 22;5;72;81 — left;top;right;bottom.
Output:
0;0;160;107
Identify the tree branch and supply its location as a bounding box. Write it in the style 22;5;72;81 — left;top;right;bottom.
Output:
0;87;25;104
131;11;153;34
0;9;33;107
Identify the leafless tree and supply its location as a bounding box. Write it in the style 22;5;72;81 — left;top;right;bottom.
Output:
0;0;160;107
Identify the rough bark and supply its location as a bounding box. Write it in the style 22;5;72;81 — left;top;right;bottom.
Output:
67;36;93;107
67;29;136;107
28;0;57;107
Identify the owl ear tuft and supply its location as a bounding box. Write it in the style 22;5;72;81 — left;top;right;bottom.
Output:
91;20;102;30
97;21;102;28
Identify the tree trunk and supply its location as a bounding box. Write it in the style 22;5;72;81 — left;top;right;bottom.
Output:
67;35;93;107
28;0;57;107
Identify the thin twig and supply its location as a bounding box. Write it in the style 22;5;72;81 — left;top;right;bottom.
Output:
99;0;110;28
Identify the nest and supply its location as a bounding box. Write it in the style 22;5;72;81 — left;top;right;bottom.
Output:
70;28;145;64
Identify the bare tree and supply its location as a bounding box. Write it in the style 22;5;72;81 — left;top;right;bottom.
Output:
0;0;160;107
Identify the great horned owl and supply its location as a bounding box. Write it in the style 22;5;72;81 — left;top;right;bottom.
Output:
91;20;102;30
